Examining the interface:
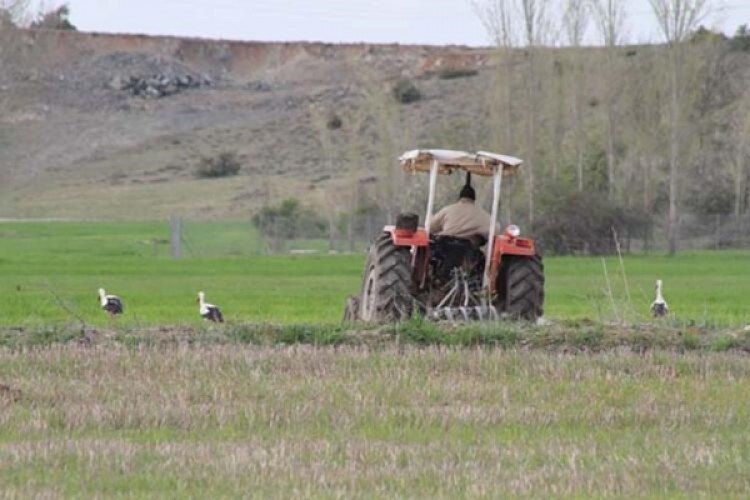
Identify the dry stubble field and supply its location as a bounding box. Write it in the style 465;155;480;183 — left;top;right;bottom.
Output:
1;344;749;497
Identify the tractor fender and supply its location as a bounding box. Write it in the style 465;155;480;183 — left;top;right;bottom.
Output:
492;235;536;257
488;235;537;294
383;226;429;247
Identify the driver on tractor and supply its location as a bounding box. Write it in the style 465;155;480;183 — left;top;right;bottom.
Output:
429;174;491;248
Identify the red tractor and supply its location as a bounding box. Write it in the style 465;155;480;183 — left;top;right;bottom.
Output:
345;149;544;322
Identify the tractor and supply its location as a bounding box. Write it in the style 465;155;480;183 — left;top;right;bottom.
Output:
344;149;544;322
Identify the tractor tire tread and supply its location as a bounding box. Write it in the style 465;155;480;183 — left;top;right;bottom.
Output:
505;255;544;321
360;233;413;322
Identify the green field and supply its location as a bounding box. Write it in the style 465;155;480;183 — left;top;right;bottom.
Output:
0;221;748;326
1;221;749;497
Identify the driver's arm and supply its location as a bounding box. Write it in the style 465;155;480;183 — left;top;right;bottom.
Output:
429;207;447;235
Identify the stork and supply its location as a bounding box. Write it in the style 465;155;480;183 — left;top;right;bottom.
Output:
98;288;123;316
650;280;669;318
197;291;224;323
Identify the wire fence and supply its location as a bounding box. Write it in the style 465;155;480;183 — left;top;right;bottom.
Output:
174;212;750;257
670;213;750;252
2;213;748;259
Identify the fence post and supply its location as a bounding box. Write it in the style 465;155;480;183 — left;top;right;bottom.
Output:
170;215;182;259
715;214;720;251
740;215;745;249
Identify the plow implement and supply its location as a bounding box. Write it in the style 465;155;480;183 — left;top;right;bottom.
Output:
427;269;500;322
429;305;500;322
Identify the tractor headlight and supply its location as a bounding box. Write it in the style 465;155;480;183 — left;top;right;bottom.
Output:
506;225;521;238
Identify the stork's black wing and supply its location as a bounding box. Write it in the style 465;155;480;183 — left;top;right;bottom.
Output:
203;307;224;323
211;307;224;323
105;297;123;314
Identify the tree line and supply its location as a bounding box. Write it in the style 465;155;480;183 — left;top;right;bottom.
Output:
309;0;750;255
462;0;749;255
0;1;75;30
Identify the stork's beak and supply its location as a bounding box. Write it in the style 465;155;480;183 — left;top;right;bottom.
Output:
196;298;200;303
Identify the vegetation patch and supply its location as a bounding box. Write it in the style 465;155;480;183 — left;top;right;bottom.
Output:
195;151;242;179
1;320;748;353
1;222;750;326
392;79;422;104
437;68;479;80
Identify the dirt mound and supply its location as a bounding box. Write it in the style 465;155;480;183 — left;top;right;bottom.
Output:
82;52;205;82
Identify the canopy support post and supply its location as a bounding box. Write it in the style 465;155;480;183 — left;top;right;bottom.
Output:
483;164;504;295
424;159;439;239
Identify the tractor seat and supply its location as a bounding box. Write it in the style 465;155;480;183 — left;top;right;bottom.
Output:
430;235;485;282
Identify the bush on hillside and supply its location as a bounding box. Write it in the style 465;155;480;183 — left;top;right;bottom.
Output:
730;24;750;52
438;68;479;80
195;151;242;179
326;113;343;130
393;79;422;104
30;4;76;31
689;25;726;44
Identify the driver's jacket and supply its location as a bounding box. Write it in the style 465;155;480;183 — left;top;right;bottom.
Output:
429;198;491;240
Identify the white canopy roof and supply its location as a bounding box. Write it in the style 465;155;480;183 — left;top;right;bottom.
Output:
399;149;523;177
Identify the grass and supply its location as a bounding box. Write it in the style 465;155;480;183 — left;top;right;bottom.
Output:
1;221;749;497
2;319;749;352
1;221;749;326
1;344;749;497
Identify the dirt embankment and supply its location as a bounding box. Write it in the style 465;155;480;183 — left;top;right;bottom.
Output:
12;28;488;81
0;28;495;219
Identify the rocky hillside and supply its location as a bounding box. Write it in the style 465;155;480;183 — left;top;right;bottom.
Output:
0;28;494;219
2;27;748;230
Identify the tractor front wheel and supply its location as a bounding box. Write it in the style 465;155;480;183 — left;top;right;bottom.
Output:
359;233;413;322
498;255;545;321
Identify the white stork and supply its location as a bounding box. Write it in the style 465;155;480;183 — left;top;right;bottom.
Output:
98;288;123;316
197;291;224;323
650;280;669;318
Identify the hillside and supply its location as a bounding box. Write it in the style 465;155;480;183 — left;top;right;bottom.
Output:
1;26;749;239
0;28;494;219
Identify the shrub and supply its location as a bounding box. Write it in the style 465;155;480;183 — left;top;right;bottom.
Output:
535;190;652;255
195;151;242;179
689;25;726;44
252;198;327;252
393;79;422;104
730;24;750;52
326;113;343;130
30;4;77;31
437;68;478;80
683;172;735;215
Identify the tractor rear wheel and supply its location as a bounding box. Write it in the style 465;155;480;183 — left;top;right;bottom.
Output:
498;255;544;321
359;233;413;322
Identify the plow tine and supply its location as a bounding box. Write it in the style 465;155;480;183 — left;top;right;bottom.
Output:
437;282;458;310
489;306;499;321
431;304;503;323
